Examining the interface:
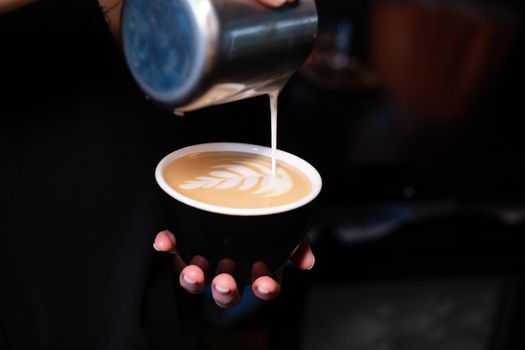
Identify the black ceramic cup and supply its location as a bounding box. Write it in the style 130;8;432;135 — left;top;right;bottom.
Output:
155;142;322;282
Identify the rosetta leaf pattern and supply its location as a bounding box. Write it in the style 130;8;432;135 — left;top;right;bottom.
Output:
179;166;262;191
179;160;293;197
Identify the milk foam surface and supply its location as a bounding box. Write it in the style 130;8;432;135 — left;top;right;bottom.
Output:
164;151;312;209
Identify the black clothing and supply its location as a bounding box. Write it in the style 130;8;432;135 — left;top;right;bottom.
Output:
0;1;195;349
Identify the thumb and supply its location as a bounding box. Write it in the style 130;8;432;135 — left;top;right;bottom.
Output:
153;230;176;254
290;238;315;271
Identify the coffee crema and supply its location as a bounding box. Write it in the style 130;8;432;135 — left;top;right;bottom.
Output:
164;151;312;209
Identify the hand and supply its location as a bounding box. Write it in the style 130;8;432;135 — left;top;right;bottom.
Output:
153;230;315;308
257;0;295;8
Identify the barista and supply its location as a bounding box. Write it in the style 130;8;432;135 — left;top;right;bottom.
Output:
0;0;314;349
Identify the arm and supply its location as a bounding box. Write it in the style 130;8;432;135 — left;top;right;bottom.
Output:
0;0;36;13
1;0;294;40
98;0;296;42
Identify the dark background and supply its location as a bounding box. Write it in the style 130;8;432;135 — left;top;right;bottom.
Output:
181;0;525;349
1;0;525;349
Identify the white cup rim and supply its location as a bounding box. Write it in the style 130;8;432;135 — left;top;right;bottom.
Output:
155;142;322;216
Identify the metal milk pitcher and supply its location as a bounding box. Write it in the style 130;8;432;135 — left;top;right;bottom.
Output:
121;0;318;114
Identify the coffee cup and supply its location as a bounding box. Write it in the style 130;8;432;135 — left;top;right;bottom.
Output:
155;142;322;282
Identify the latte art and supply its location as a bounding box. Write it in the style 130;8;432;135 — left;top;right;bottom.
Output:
164;151;312;209
179;158;292;197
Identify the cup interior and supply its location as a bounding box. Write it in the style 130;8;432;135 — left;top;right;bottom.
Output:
155;142;322;216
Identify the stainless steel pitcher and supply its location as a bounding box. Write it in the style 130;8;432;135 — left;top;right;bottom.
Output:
121;0;318;114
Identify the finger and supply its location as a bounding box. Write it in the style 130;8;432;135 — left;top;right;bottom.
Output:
190;255;210;272
257;0;287;8
153;230;176;254
251;262;280;300
251;261;271;283
290;239;315;270
179;265;206;294
212;258;240;307
178;255;210;294
212;273;241;308
252;275;281;301
215;258;236;275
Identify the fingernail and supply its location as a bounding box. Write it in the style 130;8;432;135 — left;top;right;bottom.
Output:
153;242;160;251
214;284;230;295
182;274;197;285
307;255;315;270
257;286;271;295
